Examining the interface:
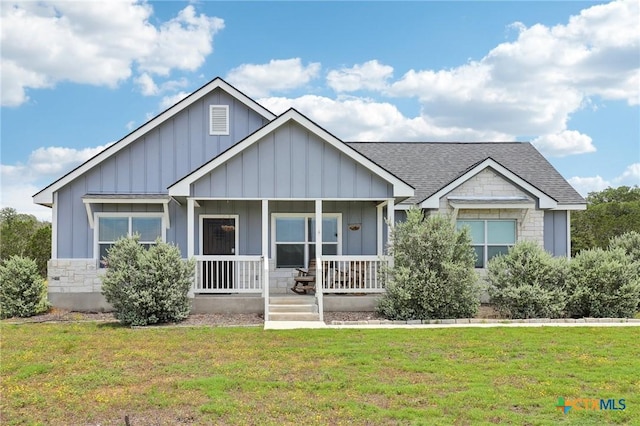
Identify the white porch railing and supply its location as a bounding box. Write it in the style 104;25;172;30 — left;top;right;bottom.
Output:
194;255;263;294
320;255;390;293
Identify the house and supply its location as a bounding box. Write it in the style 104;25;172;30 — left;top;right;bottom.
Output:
33;77;586;319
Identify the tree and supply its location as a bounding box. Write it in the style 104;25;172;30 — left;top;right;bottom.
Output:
0;207;51;277
376;209;479;320
571;186;640;255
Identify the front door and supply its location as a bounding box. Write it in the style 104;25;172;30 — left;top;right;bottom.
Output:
202;217;236;290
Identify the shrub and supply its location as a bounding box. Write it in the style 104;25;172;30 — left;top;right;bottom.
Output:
376;209;479;320
566;247;640;318
487;241;568;319
609;231;640;263
0;255;49;319
101;236;195;326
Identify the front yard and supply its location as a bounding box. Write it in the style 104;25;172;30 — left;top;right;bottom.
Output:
1;323;638;425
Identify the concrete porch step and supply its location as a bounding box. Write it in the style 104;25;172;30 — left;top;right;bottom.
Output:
268;295;319;321
269;295;315;305
268;312;321;321
269;304;318;313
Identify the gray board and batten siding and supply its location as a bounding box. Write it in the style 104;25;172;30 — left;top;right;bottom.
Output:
55;88;269;259
191;120;393;199
544;210;569;257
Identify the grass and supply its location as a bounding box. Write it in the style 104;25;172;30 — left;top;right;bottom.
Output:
1;323;639;425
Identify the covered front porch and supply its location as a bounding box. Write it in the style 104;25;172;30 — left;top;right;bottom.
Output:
185;198;396;320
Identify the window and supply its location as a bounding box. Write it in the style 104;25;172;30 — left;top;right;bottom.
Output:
273;214;340;268
96;214;164;266
456;220;516;268
209;105;229;135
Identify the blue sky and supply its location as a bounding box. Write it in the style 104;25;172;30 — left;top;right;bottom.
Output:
1;0;639;220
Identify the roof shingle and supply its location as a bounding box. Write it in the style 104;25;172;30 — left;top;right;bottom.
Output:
347;142;585;205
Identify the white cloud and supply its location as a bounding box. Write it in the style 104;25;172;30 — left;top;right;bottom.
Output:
0;143;112;221
568;175;611;196
226;58;321;98
0;2;223;106
259;95;510;142
531;130;596;157
615;163;640;186
159;91;191;111
135;72;159;96
381;0;640;138
568;162;640;196
327;60;394;92
136;5;224;76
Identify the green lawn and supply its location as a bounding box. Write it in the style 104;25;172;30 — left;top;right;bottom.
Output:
1;323;638;425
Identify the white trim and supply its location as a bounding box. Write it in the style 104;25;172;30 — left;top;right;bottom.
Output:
566;210;571;258
261;200;269;304
168;109;414;199
376;201;386;256
176;196;393;202
33;78;276;206
51;192;58;259
199;214;239;257
394;203;413;210
448;201;536;210
315;199;324;322
386;199;394;256
270;212;342;268
554;204;587;211
187;198;195;258
209;105;229;135
93;212;166;262
82;197;171;229
420;158;558;210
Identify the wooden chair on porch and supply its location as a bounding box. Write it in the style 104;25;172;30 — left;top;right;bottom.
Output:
291;259;318;294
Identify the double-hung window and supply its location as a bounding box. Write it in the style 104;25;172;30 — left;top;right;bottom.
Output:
456;220;516;268
273;214;340;268
97;214;164;267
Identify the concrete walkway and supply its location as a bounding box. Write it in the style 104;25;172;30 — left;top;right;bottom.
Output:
264;319;640;330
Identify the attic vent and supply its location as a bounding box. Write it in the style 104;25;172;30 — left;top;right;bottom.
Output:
209;105;229;135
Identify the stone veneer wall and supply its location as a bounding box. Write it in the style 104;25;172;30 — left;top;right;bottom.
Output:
437;168;544;247
268;259;299;294
48;259;103;294
48;258;298;299
47;259;111;311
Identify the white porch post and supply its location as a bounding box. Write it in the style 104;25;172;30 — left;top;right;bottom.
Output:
51;191;58;259
262;199;270;318
376;201;387;257
386;199;395;268
386;198;395;230
566;210;571;258
315;199;324;321
187;198;195;297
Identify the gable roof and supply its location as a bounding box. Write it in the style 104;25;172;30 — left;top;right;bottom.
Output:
347;142;586;208
33;77;276;206
168;108;415;199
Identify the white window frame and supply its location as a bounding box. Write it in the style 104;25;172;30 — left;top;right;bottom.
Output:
457;219;516;269
209;105;229;135
199;214;240;256
94;212;166;265
271;213;342;268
